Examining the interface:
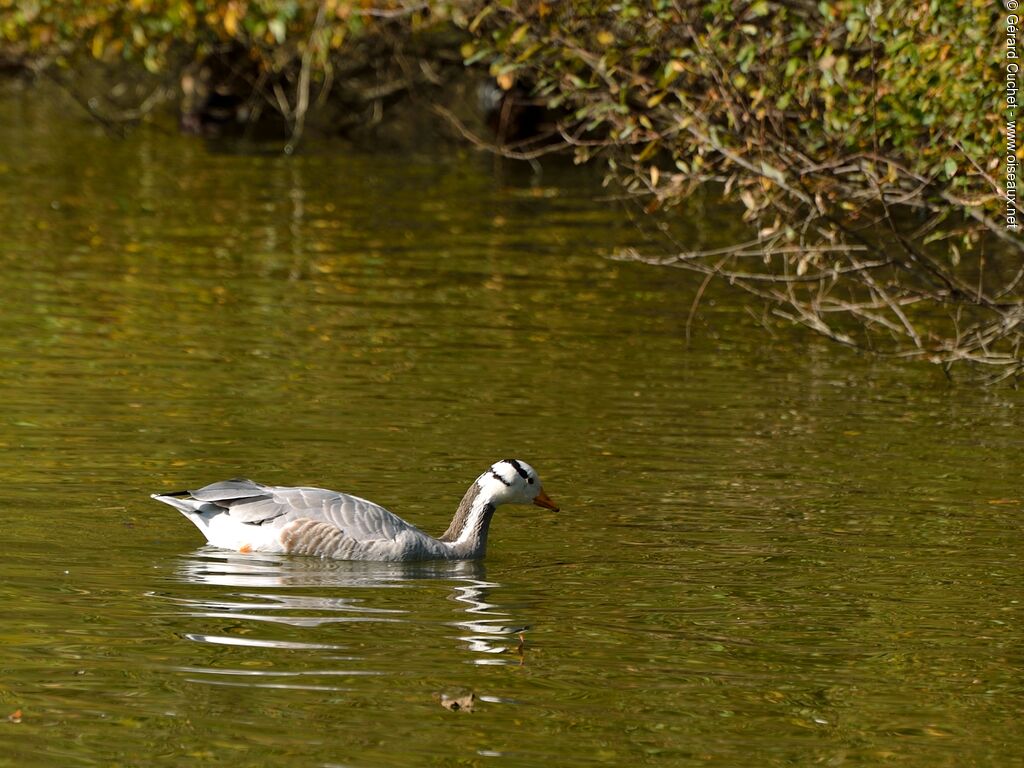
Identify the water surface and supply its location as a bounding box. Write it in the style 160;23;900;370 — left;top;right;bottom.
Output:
0;89;1021;767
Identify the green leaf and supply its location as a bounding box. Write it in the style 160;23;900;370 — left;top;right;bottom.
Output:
268;18;286;44
468;5;493;34
509;24;529;45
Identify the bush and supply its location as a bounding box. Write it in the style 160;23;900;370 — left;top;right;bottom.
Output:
1;1;459;143
461;0;1023;381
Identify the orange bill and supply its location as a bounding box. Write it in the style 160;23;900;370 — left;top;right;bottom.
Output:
533;490;560;512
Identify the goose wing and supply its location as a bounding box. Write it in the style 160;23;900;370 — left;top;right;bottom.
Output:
186;478;419;542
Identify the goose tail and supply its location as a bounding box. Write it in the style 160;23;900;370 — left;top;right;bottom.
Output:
151;492;220;542
151;492;202;515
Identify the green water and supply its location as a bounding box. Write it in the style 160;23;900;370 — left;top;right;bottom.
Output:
0;89;1021;767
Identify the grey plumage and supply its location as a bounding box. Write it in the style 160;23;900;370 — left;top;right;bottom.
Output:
155;478;417;540
186;478;269;503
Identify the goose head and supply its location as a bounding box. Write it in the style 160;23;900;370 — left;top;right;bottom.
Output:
438;458;559;549
478;458;559;511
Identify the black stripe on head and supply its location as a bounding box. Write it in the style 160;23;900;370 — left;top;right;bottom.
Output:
504;459;529;479
490;470;511;486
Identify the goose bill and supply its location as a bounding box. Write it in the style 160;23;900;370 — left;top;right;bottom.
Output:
533;490;559;512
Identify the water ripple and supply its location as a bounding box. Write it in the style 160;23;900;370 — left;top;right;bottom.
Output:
157;549;530;687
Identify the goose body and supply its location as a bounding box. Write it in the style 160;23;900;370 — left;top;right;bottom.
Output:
152;459;558;562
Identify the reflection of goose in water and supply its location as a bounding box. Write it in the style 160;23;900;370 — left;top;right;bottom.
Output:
153;459;558;561
449;578;528;660
162;549;527;690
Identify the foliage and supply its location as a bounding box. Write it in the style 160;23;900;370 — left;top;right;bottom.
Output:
0;1;451;142
460;0;1023;381
1;0;442;70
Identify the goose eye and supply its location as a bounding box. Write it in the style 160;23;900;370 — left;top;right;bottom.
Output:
528;477;535;485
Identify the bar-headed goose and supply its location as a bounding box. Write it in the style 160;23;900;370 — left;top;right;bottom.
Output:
152;459;558;561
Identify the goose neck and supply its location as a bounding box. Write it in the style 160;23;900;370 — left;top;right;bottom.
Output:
439;482;498;558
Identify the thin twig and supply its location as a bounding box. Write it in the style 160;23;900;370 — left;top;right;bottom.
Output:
431;104;569;160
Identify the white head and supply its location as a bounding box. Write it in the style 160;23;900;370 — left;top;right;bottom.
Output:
439;458;559;550
476;458;559;511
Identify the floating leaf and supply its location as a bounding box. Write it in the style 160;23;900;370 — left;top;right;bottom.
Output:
439;693;476;713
